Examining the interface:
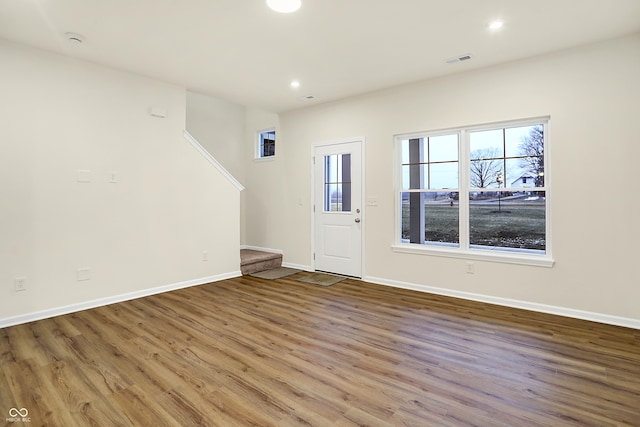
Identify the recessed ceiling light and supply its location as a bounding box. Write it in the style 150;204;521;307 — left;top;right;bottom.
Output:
267;0;301;13
65;32;85;44
489;20;504;31
290;80;301;89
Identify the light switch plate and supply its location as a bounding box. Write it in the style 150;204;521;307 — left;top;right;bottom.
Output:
15;277;27;292
77;170;92;183
77;268;91;281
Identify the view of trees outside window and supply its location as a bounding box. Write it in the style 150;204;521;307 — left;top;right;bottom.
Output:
399;122;547;254
469;124;545;252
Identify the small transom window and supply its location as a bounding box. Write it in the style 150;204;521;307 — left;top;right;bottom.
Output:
257;129;276;158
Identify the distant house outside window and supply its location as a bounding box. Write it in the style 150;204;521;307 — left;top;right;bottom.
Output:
257;129;276;159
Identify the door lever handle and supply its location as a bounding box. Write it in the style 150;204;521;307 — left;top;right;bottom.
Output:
355;218;361;223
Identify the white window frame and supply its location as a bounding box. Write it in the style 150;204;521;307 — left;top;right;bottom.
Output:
392;117;553;267
255;128;276;161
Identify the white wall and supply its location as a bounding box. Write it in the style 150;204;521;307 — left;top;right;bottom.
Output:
185;91;246;242
184;95;281;248
243;108;284;252
186;91;246;181
0;41;240;324
246;34;640;325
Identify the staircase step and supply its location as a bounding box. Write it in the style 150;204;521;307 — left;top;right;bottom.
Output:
240;249;283;275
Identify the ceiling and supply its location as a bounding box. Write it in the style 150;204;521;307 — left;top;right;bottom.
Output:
1;0;639;112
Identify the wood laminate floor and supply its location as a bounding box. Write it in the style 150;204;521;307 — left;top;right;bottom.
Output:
1;273;639;426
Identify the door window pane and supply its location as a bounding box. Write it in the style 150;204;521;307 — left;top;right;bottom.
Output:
324;154;351;212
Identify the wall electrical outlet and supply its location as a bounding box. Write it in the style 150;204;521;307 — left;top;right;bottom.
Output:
202;251;209;261
466;262;475;274
15;277;27;292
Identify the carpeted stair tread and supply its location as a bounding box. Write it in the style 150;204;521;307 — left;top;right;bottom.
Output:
240;249;283;275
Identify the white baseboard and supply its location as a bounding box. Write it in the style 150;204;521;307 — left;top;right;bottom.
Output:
240;245;284;255
364;275;640;330
282;262;313;271
0;271;241;329
5;270;636;331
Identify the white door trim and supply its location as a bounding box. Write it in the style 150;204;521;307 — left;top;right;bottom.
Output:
311;137;365;278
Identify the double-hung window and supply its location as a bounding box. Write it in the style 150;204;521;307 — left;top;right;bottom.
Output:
394;118;552;266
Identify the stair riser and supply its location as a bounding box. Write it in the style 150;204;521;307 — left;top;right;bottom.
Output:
241;257;282;275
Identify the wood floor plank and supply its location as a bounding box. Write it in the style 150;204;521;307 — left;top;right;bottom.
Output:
1;275;639;426
5;323;52;367
2;359;39;406
0;327;14;365
64;334;132;396
112;385;182;427
157;386;235;427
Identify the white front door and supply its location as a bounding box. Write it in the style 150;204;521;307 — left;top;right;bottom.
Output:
313;140;363;278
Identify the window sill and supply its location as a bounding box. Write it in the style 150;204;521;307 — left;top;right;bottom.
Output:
254;156;276;163
391;244;554;267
